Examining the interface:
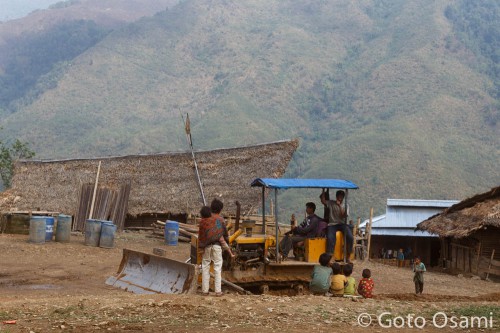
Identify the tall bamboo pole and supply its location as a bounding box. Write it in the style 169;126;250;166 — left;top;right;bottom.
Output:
365;207;373;262
182;113;206;205
88;161;101;220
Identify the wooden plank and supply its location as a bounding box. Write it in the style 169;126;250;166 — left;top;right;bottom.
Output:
483;266;500;276
179;228;197;238
463;247;466;272
157;220;198;233
486;249;496;280
352;217;360;258
479;255;500;268
451;243;474;250
476;242;482;275
126;227;154;230
2;211;59;215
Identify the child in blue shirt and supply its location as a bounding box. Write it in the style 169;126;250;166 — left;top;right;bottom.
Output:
309;253;332;295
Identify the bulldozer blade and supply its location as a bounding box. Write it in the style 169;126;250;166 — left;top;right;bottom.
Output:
106;249;198;294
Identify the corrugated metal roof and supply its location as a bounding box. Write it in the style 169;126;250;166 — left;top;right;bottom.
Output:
371;228;436;237
387;199;459;208
383;204;458;229
359;214;385;229
359;199;459;236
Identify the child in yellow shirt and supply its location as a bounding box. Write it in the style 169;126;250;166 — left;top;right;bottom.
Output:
330;262;347;296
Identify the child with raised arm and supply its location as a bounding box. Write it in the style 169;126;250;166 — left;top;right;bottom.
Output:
357;268;374;298
309;253;332;295
330;262;347;297
343;264;356;296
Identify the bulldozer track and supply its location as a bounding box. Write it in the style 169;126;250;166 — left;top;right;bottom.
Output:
224;275;309;288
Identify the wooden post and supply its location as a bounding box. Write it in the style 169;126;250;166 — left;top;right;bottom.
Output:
486;249;495;280
475;242;482;275
365;208;373;262
452;244;456;269
352;218;360;259
88;161;101;220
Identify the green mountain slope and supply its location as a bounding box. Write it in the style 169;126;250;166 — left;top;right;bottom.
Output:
0;0;182;112
0;0;498;219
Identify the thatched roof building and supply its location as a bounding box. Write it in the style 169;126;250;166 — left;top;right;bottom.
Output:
416;185;500;238
416;186;500;278
0;139;298;217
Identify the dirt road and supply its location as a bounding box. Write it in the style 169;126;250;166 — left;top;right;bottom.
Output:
0;232;499;332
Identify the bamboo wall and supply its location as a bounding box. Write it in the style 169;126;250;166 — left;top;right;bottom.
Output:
441;228;500;278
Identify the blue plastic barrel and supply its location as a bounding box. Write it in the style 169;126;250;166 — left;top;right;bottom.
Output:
55;214;72;242
99;221;117;249
164;220;179;246
84;219;102;247
29;216;46;244
45;217;55;241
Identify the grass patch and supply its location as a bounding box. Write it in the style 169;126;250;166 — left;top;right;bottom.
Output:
451;305;499;318
52;306;78;318
0;311;12;320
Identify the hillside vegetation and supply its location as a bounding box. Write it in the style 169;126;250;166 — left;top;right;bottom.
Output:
0;0;498;219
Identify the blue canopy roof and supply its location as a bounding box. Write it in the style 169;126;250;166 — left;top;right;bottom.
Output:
250;178;359;189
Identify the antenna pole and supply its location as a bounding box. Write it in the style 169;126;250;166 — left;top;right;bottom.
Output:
182;113;206;206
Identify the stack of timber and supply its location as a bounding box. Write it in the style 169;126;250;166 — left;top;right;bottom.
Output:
150;213;281;243
151;220;197;243
0;211;58;234
185;213;276;230
74;183;131;232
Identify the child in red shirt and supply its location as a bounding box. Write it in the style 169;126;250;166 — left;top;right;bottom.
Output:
357;268;374;298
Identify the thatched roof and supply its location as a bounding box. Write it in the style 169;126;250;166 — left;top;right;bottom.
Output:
416;186;500;238
0;139;298;216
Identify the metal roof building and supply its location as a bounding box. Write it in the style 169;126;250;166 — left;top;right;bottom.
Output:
361;199;459;237
360;199;459;266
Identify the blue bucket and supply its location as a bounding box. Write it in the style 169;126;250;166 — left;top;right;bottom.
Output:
45;217;55;242
84;219;102;247
164;220;179;246
55;214;72;242
29;216;46;244
99;221;117;249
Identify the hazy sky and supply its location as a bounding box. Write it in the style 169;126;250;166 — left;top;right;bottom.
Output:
0;0;61;21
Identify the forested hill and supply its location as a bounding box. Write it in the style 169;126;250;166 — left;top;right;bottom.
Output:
0;0;498;219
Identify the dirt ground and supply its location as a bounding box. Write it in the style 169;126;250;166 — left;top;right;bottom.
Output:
0;232;499;333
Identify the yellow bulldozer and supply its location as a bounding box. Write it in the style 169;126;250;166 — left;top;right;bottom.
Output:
106;178;359;295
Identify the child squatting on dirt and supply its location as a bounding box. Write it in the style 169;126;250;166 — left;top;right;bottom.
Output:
309;253;332;295
357;268;374;298
343;264;356;296
199;206;235;258
413;256;426;295
330;262;347;297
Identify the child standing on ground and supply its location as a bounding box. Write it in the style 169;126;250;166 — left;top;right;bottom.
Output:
397;248;405;267
343;264;356;296
330;262;347;297
413;256;426;295
357;268;374;298
309;253;332;295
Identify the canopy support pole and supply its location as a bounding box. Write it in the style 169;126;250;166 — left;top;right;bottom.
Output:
344;189;349;263
275;188;279;263
261;187;266;234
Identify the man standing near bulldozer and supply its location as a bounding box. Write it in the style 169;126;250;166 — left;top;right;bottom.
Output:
198;198;228;296
321;189;353;262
